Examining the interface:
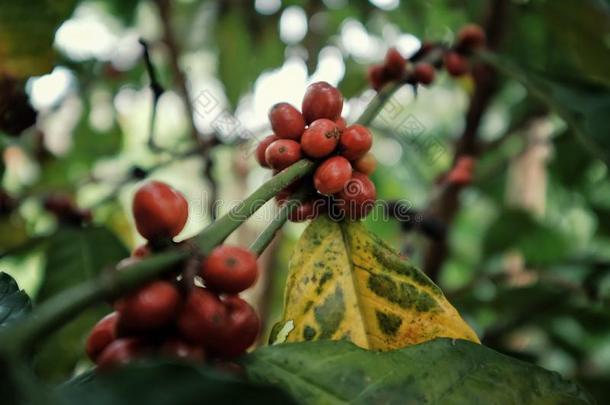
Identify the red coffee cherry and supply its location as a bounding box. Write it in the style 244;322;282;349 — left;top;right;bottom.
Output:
132;181;188;241
160;337;206;362
255;134;278;168
314;156;353;195
457;24;486;51
96;338;144;370
265;139;302;171
384;47;406;79
301;119;341;159
444;51;469;77
335;117;347;131
288;198;326;222
268;103;305;140
368;64;386;91
212;296;260;358
177;287;228;347
115;280;181;333
353;152;377;175
132;244;151;258
301;81;343;124
86;312;119;361
335;172;377;220
413;63;436;85
201;245;258;294
339;124;372;161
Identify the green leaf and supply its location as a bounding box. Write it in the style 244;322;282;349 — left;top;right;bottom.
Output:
0;0;77;78
0;272;31;329
215;10;283;108
37;226;128;302
32;227;127;379
483;53;610;165
58;361;297;405
245;339;593;404
483;209;571;265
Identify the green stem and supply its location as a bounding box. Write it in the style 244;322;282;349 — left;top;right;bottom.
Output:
197;160;315;254
249;192;306;256
356;82;401;126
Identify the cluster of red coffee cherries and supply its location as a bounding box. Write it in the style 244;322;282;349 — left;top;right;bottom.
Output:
368;24;486;90
255;82;378;222
86;181;260;370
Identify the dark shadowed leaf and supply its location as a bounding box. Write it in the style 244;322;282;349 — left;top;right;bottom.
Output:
244;339;593;404
58;361;296;405
37;226;128;301
0;272;31;329
483;208;570;265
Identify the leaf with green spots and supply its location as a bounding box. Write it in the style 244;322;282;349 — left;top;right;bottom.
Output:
245;339;593;404
0;272;32;329
270;216;479;350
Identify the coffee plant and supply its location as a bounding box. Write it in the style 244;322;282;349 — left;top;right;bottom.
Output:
0;1;609;404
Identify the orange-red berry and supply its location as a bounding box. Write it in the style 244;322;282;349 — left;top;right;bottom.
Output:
444;51;469;77
335;172;377;220
132;181;188;241
212;296;260;358
115;280;181;333
255;134;278;168
86;312;119;361
384;47;406;79
413;63;436;85
301;118;341;159
314;156;353;195
201;245;258;294
339;124;372;161
265;139;302;171
268;103;305;140
457;24;486;51
301;81;343;124
353;152;377;175
177;287;228;347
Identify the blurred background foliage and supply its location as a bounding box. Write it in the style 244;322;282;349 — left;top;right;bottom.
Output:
0;0;609;401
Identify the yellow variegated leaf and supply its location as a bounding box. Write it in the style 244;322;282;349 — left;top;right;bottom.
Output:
270;215;479;349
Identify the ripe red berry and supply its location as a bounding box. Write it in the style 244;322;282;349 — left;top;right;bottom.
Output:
160;337;206;362
177;287;228;347
255;134;278;168
301;81;343;124
457;24;486;51
201;245;258;294
132;243;151;258
444;51;469;77
384;47;406;79
314;156;353;195
86;312;119;361
115;280;181;333
413;63;436;85
368;64;386;91
301;119;341;159
335;117;347;130
268;103;305;140
265;139;302;171
288;198;327;222
212;296;260;358
96;338;145;370
132;181;188;241
353;152;377;175
335;172;377;220
339;124;372;161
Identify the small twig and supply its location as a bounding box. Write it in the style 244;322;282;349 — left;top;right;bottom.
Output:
139;39;166;152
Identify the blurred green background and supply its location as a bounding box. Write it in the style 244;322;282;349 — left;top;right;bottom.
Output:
0;0;609;402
